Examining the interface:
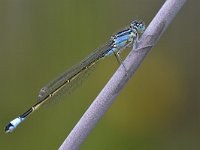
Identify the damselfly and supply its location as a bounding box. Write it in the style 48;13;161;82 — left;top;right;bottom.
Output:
5;20;145;133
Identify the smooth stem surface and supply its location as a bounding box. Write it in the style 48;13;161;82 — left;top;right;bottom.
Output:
59;0;187;149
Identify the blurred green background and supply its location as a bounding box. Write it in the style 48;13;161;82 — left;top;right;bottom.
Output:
0;0;199;149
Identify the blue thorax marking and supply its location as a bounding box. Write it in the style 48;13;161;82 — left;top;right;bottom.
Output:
115;28;132;38
104;28;137;56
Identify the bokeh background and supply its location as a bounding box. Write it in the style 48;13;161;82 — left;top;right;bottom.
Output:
0;0;199;149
